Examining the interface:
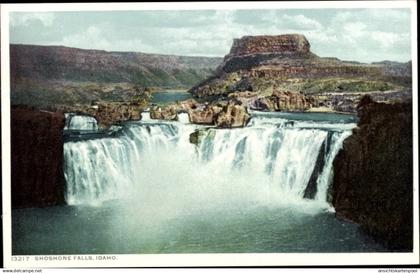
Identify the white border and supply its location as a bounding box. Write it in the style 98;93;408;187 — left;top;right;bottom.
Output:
1;1;419;268
0;1;416;11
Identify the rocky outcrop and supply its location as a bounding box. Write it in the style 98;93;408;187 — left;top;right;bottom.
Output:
215;101;251;128
189;34;411;111
332;96;413;251
177;99;199;111
184;99;250;128
225;34;310;58
250;90;313;111
216;34;315;75
189;128;215;145
57;101;144;128
227;91;259;106
150;105;178;121
188;105;222;125
11;106;65;208
310;89;412;113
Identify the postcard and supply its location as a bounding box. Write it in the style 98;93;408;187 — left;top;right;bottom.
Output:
1;1;418;268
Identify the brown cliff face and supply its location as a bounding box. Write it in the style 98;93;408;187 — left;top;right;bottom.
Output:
226;34;310;58
11;107;66;208
332;96;413;251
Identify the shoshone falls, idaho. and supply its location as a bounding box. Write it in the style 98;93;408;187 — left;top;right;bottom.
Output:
10;33;413;255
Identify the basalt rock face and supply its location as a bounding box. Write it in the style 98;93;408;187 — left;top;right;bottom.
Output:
332;96;413;251
11;106;66;208
189;34;411;112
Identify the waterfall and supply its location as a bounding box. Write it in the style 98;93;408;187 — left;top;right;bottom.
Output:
178;112;190;124
65;113;98;130
314;130;352;202
63;113;356;208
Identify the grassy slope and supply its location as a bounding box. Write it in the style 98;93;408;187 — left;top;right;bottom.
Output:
10;44;222;107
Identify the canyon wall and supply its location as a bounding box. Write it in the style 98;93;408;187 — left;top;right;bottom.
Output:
10;44;222;107
11;44;221;86
11;107;65;208
332;96;413;251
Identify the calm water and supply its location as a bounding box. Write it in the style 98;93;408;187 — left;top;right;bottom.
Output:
12;111;386;255
12;202;385;255
151;90;192;104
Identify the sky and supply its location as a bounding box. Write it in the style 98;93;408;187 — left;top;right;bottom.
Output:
9;8;412;63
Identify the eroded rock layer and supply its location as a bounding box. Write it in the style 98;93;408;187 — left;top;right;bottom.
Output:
226;34;310;57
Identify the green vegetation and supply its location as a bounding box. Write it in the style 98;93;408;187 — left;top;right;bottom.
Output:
191;70;405;101
300;78;395;94
11;80;151;108
233;76;398;95
172;68;207;86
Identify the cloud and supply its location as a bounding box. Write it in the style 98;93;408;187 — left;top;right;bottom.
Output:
343;22;366;36
281;14;322;30
46;25;155;53
308;9;411;62
9;9;412;62
371;31;402;48
10;12;56;27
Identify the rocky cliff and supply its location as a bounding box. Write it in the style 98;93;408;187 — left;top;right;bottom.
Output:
226;34;310;57
189;34;411;113
11;106;66;208
332;96;413;251
250;90;313;111
10;44;222;107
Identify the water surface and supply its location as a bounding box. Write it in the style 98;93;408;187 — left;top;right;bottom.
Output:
151;90;192;104
13;202;385;254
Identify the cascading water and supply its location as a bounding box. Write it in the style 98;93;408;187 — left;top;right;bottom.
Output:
15;112;387;255
63;112;356;209
64;113;99;130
